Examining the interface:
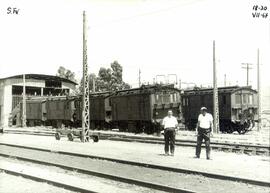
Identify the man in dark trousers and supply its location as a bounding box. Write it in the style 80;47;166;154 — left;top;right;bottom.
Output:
195;107;213;160
162;110;178;156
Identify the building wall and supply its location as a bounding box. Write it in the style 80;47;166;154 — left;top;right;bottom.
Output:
0;80;12;127
0;80;5;127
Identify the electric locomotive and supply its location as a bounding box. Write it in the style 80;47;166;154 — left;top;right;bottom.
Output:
110;84;182;134
182;86;258;134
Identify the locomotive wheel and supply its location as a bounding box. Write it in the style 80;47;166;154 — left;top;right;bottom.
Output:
93;135;99;142
67;133;74;141
55;132;61;140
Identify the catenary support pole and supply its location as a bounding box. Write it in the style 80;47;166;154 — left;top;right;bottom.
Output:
139;69;141;87
81;11;90;142
213;41;219;133
257;49;261;132
22;74;26;127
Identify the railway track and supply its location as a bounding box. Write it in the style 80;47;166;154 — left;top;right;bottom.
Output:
0;142;269;190
3;128;270;156
0;143;195;193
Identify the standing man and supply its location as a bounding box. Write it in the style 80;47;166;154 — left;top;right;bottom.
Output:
162;110;178;156
195;107;213;160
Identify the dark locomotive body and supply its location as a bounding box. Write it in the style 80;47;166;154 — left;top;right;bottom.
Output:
21;99;46;126
182;86;258;134
89;92;112;130
20;84;257;135
110;85;182;134
20;85;181;134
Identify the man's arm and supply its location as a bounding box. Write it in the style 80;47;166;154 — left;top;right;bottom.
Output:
161;118;166;130
209;115;213;133
195;122;199;135
174;118;179;130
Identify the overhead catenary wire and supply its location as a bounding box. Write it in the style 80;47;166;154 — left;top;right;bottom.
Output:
87;0;206;29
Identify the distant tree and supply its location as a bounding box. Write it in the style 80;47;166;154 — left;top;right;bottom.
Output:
75;61;131;94
96;61;130;91
56;66;76;82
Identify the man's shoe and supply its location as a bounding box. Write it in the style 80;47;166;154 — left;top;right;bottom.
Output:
206;157;211;160
165;152;169;156
170;153;174;156
194;156;200;159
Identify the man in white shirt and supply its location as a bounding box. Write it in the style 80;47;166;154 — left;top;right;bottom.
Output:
195;107;213;160
162;110;178;156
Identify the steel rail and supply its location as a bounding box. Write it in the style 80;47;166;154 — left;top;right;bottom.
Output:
0;151;195;193
4;129;269;149
0;168;97;193
2;130;269;156
0;143;269;187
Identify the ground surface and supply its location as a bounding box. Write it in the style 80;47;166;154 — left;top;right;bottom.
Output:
0;133;269;184
0;151;268;193
0;171;76;193
0;157;160;193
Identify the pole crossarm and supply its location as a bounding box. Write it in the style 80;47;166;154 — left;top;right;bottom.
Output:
241;63;253;86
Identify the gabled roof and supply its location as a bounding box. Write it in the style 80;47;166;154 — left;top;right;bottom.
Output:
0;74;77;85
183;86;256;95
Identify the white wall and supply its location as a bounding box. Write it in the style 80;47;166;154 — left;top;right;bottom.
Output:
2;84;12;127
0;80;4;127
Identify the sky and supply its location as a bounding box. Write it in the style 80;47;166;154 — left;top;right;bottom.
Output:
0;0;269;90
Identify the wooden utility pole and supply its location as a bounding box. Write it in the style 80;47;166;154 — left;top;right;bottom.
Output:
81;11;90;142
139;69;141;87
93;77;96;93
257;49;261;131
241;63;253;86
224;74;226;87
213;40;219;133
22;74;26;127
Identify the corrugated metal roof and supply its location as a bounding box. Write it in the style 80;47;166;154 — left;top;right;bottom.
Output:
0;74;77;85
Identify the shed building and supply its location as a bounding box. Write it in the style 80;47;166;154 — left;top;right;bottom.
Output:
0;74;77;127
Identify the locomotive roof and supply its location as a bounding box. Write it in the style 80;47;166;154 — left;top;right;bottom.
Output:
183;86;257;95
111;84;180;96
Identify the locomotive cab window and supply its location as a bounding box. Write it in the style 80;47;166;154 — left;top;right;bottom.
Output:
235;94;241;104
163;94;170;103
242;94;248;104
248;94;253;104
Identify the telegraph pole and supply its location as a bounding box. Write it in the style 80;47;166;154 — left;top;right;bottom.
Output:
81;11;90;142
257;49;261;131
139;69;141;87
93;77;96;93
224;74;226;87
213;40;219;133
22;74;26;127
241;63;253;86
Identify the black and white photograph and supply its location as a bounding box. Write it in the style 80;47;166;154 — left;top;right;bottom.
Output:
0;0;269;192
